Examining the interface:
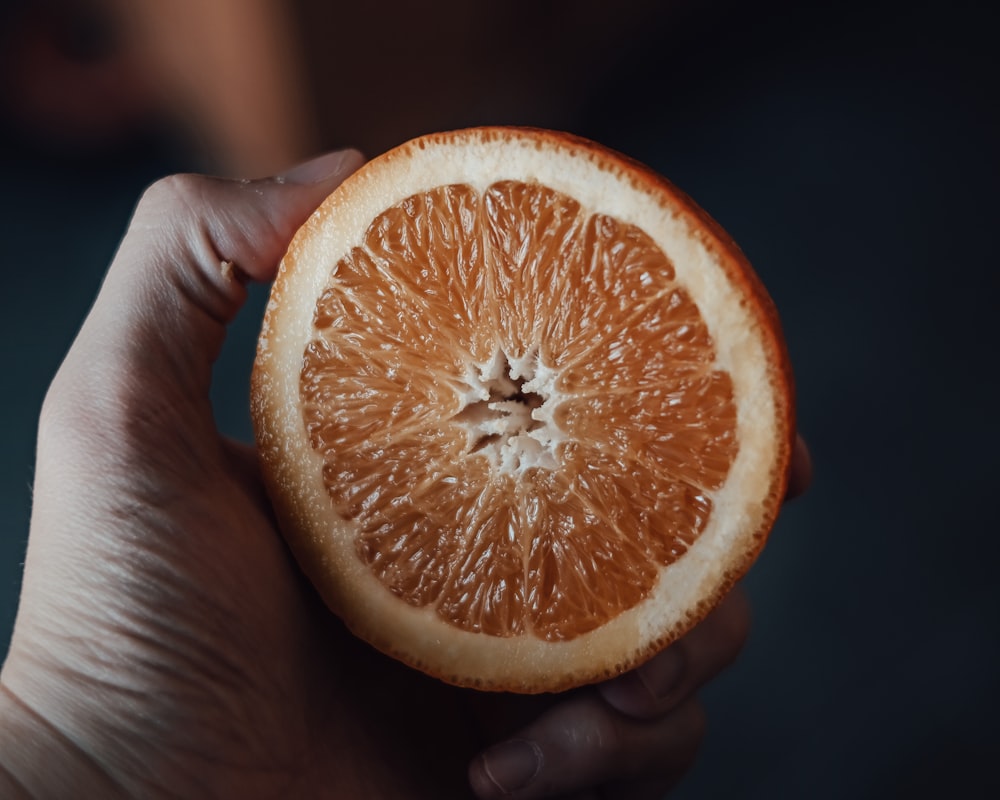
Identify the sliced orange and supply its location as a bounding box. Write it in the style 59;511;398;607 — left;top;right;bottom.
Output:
251;127;794;692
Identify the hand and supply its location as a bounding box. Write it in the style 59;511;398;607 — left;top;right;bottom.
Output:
0;154;812;799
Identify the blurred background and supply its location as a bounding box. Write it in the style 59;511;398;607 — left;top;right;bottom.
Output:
1;0;997;796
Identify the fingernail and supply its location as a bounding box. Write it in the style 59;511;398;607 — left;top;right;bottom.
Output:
636;645;685;701
479;739;542;795
279;149;363;184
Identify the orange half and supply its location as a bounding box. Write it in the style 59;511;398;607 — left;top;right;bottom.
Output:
252;127;794;692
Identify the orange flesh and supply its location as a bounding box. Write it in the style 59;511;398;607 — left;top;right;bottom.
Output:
299;181;738;641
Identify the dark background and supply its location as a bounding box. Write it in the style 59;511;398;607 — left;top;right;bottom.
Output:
1;0;997;797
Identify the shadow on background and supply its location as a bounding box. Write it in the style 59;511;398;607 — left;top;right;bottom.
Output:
1;0;997;797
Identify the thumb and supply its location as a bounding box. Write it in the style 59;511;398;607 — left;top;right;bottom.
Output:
52;150;363;417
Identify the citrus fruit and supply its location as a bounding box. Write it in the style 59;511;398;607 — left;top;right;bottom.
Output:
251;127;794;693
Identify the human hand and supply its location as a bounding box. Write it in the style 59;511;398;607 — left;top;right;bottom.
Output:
0;154;811;799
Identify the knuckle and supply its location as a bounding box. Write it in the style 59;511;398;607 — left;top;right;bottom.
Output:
38;375;71;443
39;361;104;440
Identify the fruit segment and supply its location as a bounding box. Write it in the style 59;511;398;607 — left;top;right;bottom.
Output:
483;181;583;359
299;180;739;641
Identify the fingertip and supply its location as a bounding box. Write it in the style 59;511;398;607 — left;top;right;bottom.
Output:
599;646;685;719
785;433;813;501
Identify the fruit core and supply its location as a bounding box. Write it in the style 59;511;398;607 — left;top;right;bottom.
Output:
452;349;561;474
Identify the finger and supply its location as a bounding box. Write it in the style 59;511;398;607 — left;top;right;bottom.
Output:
468;696;705;800
784;433;813;501
56;149;364;406
598;589;750;720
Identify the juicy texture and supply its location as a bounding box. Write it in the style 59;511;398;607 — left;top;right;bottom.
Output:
299;180;738;641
